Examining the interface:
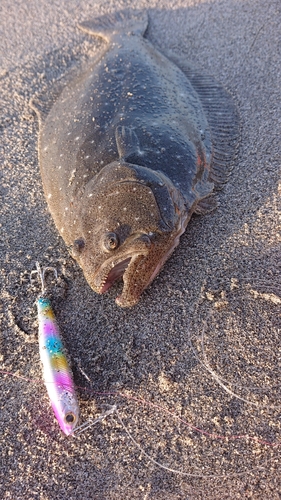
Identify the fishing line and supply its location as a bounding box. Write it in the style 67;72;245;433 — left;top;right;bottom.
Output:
184;283;281;411
201;323;280;410
113;409;270;478
0;369;280;448
3;367;274;478
1;270;280;480
1;364;280;480
73;404;117;436
187;321;280;411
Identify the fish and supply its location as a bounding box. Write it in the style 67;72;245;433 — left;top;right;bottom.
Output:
33;263;79;435
31;11;239;307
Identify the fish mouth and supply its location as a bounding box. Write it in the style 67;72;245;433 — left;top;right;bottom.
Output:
92;250;149;307
98;256;133;293
90;234;153;306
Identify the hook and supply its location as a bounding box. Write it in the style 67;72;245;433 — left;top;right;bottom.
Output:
30;261;58;295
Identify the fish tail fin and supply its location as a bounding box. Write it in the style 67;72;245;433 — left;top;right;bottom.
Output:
78;11;148;41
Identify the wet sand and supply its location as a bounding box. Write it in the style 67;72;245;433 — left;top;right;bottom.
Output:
1;0;280;498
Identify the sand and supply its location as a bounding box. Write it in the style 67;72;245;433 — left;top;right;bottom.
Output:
1;0;280;498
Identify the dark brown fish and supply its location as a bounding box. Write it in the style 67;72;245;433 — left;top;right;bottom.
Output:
31;11;239;307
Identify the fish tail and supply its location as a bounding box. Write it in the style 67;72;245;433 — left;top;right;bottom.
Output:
78;11;148;41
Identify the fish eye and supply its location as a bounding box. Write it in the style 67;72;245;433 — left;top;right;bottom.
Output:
140;234;151;246
65;412;76;424
73;238;85;253
103;232;119;251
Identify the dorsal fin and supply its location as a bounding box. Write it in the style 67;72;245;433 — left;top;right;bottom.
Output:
29;56;88;126
162;50;240;189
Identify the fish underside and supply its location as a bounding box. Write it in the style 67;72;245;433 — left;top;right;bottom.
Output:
31;11;239;307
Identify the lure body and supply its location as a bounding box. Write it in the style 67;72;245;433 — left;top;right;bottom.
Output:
37;297;79;435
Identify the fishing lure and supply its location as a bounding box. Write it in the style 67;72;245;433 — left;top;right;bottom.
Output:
31;262;80;436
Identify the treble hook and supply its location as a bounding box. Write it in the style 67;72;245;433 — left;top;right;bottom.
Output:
30;261;80;435
30;261;58;295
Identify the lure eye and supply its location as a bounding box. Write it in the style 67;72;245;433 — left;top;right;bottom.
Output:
103;232;119;251
65;412;76;424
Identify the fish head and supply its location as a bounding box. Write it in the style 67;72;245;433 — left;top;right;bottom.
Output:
72;162;186;307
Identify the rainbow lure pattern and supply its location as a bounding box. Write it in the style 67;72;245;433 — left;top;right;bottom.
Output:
33;264;79;435
37;297;79;435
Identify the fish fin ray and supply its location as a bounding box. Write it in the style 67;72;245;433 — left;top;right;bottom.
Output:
29;96;48;126
29;59;86;125
194;178;214;199
115;126;142;161
78;11;148;41
29;45;104;126
30;74;69;125
194;194;218;215
161;51;240;190
29;90;63;126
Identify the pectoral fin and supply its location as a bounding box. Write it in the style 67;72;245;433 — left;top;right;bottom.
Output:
194;194;218;215
115;125;143;161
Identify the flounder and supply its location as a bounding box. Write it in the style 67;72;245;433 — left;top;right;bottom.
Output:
31;12;239;307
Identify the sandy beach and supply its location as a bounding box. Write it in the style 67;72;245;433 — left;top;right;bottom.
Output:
1;0;280;498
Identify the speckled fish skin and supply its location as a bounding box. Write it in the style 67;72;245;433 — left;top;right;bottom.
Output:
34;11;239;307
38;297;79;435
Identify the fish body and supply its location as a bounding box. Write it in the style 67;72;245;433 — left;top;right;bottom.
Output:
37;297;79;435
33;12;239;307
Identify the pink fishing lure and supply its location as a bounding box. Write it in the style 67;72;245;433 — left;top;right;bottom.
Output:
37;296;79;435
